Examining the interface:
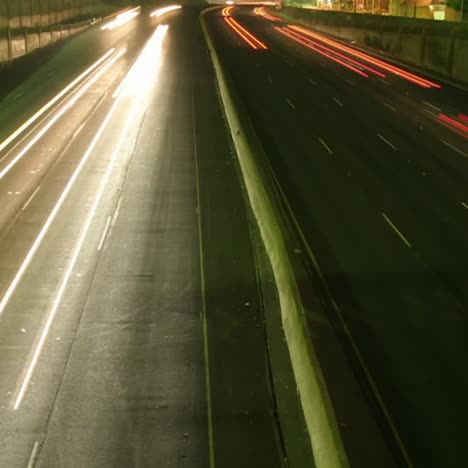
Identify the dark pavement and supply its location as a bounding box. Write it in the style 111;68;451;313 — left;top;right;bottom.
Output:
0;7;300;468
205;6;468;468
1;2;467;467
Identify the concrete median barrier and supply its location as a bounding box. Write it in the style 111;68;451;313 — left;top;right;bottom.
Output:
200;9;350;468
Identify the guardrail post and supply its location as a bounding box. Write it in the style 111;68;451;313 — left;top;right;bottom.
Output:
419;25;426;67
447;27;456;77
38;0;42;47
6;0;12;61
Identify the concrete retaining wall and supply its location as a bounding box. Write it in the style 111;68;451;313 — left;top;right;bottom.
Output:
0;21;89;62
280;7;468;83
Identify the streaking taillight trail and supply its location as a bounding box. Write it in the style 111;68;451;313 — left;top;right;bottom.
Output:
222;6;268;50
278;26;386;78
286;24;441;88
275;26;370;78
254;6;282;22
437;114;468;138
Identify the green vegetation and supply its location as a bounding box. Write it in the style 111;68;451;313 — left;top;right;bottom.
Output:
446;0;468;16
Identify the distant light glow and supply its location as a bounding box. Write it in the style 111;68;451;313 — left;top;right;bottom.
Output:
149;5;182;18
226;1;234;4
116;25;168;98
101;6;140;30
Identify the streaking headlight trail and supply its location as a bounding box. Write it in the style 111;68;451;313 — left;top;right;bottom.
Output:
149;5;182;18
0;48;117;156
0;46;126;181
101;6;141;31
12;24;169;411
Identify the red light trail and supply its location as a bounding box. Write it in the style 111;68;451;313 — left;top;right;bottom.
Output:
222;7;268;50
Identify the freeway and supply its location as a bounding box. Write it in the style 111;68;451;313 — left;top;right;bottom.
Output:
0;6;304;468
205;6;468;468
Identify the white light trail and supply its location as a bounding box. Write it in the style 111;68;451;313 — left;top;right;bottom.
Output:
0;47;126;181
12;25;169;411
101;6;141;30
0;48;116;155
149;5;181;18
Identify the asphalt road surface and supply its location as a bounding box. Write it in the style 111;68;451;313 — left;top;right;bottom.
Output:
2;3;468;468
0;6;300;468
205;6;468;468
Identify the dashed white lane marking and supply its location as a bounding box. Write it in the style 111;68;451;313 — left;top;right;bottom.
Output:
384;103;397;112
333;97;343;107
12;91;24;101
22;186;41;211
422;100;441;112
308;78;317;86
461;202;468;209
378;133;398;150
441;139;468;159
382;212;412;248
380;79;391;86
319;138;333;155
112;195;123;225
97;216;112;251
267;74;272;84
286;98;296;110
27;441;40;468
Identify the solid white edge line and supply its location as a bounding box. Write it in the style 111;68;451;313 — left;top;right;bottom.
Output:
191;86;216;468
382;212;412;248
0;48;116;155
